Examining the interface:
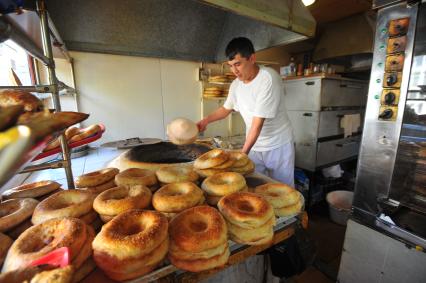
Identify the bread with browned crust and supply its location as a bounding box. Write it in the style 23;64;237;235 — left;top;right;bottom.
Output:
254;183;300;208
2;218;87;272
93;185;152;221
155;165;199;184
169;240;227;261
0;198;38;232
194;149;229;169
76;168;119;188
115;168;157;187
93;210;168;260
17;111;89;142
0;233;13;267
0;266;40;283
152;182;204;213
201;172;246;197
31;190;94;225
217;192;274;229
0;90;43;112
169;205;227;253
72;257;96;283
0;105;24;131
71;225;95;270
30;265;73;283
169;244;230;272
92;210;168;281
94;238;168;281
2;181;60;200
227;216;275;244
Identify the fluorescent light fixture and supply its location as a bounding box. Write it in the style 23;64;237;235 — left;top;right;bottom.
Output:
302;0;316;6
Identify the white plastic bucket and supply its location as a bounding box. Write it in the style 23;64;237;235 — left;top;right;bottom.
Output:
326;190;354;225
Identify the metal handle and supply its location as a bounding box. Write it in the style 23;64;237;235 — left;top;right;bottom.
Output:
305;81;315;86
336;140;358;147
340;84;362;89
303;113;313;117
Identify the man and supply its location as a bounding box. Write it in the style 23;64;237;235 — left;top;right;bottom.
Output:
197;37;295;186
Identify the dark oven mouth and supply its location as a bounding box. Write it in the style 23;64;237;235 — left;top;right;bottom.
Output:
125;142;211;164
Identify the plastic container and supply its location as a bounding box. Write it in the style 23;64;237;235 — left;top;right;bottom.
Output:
326;190;354;225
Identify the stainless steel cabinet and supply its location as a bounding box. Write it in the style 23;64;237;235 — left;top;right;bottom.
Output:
284;76;368;171
284;77;367;111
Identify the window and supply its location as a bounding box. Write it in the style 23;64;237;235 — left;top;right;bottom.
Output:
0;39;32;86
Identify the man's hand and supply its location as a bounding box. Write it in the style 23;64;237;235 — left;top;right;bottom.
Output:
196;107;232;132
196;119;209;132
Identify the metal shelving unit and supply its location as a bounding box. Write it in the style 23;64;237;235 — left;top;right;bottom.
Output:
0;0;77;189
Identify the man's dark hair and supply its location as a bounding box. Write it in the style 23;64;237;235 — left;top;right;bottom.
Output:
225;37;255;60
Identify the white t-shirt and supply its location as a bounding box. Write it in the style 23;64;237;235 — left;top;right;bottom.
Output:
223;66;293;152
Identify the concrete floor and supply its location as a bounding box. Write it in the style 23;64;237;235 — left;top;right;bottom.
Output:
289;202;347;283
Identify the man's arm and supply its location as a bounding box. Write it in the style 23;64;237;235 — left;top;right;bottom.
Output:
197;106;233;132
241;116;265;154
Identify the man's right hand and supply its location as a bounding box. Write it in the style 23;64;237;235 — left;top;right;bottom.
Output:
196;119;209;132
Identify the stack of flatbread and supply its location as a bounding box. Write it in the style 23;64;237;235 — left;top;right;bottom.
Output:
203;87;225;97
225;72;237;81
208;75;229;83
0;89;89;142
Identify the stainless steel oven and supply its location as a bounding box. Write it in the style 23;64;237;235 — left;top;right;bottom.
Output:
339;1;426;282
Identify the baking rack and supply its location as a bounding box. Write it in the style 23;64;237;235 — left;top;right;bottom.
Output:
0;0;79;189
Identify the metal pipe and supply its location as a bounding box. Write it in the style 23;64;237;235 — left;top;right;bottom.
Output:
37;0;75;189
47;13;72;62
0;85;54;92
33;57;41;84
20;160;66;173
69;58;80;112
0;17;51;66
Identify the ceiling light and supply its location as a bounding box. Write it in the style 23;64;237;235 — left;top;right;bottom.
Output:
302;0;316;6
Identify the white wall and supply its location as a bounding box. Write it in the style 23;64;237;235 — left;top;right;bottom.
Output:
67;51;202;143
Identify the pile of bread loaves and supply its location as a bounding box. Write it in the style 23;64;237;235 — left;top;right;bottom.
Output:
0;89;89;143
0;148;303;282
194;149;255;177
43;124;103;151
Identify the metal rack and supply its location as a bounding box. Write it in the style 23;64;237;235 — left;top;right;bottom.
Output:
0;0;77;189
199;62;235;138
